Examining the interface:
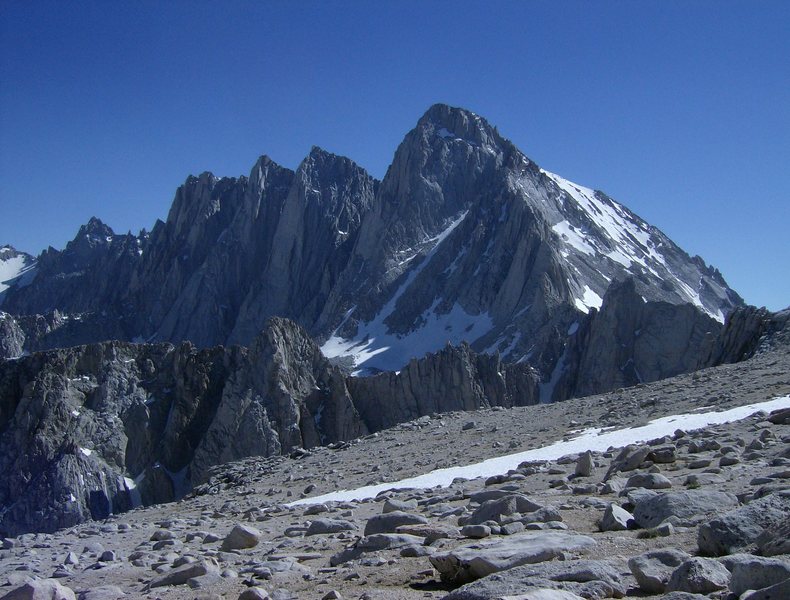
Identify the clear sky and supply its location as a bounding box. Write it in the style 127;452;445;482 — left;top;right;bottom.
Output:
1;1;788;310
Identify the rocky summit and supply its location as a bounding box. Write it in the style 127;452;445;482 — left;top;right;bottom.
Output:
0;105;788;598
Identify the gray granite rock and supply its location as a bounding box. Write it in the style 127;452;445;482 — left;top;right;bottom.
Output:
632;490;739;528
430;531;596;584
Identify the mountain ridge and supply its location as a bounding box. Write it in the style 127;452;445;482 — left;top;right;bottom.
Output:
1;104;743;398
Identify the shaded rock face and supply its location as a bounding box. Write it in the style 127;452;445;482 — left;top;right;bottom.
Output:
555;279;721;401
1;104;741;393
0;317;539;536
347;343;539;432
701;305;790;366
0;313;25;359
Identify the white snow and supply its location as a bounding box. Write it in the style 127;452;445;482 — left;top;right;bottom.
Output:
321;211;494;374
79;447;93;457
289;395;790;506
551;221;596;256
122;476;142;508
541;170;667;277
574;285;603;313
0;254;36;295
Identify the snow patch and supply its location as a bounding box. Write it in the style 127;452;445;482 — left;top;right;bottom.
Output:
542;169;667;276
552;221;596;256
289;395;790;506
321;211;492;374
0;253;37;295
574;285;603;313
79;447;92;457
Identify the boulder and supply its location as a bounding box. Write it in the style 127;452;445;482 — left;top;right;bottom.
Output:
721;553;790;596
575;451;594;477
628;548;690;593
382;498;418;513
756;521;790;556
363;511;428;535
625;473;672;489
221;524;262;551
741;578;790;600
1;580;77;600
440;558;625;599
697;491;790;556
149;560;219;588
599;504;633;532
604;444;650;479
632;490;739;528
465;494;544;526
665;557;730;594
429;531;596;584
305;519;356;536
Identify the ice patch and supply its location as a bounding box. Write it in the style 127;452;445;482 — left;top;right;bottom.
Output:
79;447;92;457
289;395;790;506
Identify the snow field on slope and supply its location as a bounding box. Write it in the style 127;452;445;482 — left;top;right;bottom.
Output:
288;395;790;506
0;255;35;294
541;169;724;323
321;210;494;374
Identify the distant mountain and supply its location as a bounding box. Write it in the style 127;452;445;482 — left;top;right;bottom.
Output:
1;104;744;399
0;245;36;299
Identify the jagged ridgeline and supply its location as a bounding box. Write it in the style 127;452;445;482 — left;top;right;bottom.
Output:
2;103;778;535
3;105;741;385
0;318;539;535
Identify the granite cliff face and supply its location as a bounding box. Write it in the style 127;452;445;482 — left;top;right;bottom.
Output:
0;317;539;535
1;105;742;393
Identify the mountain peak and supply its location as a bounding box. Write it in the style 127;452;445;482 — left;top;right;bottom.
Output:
77;217;114;238
418;103;505;151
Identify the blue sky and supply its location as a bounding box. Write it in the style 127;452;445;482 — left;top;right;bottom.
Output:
1;1;788;309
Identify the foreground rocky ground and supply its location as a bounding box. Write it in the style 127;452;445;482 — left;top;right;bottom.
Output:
1;345;789;600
